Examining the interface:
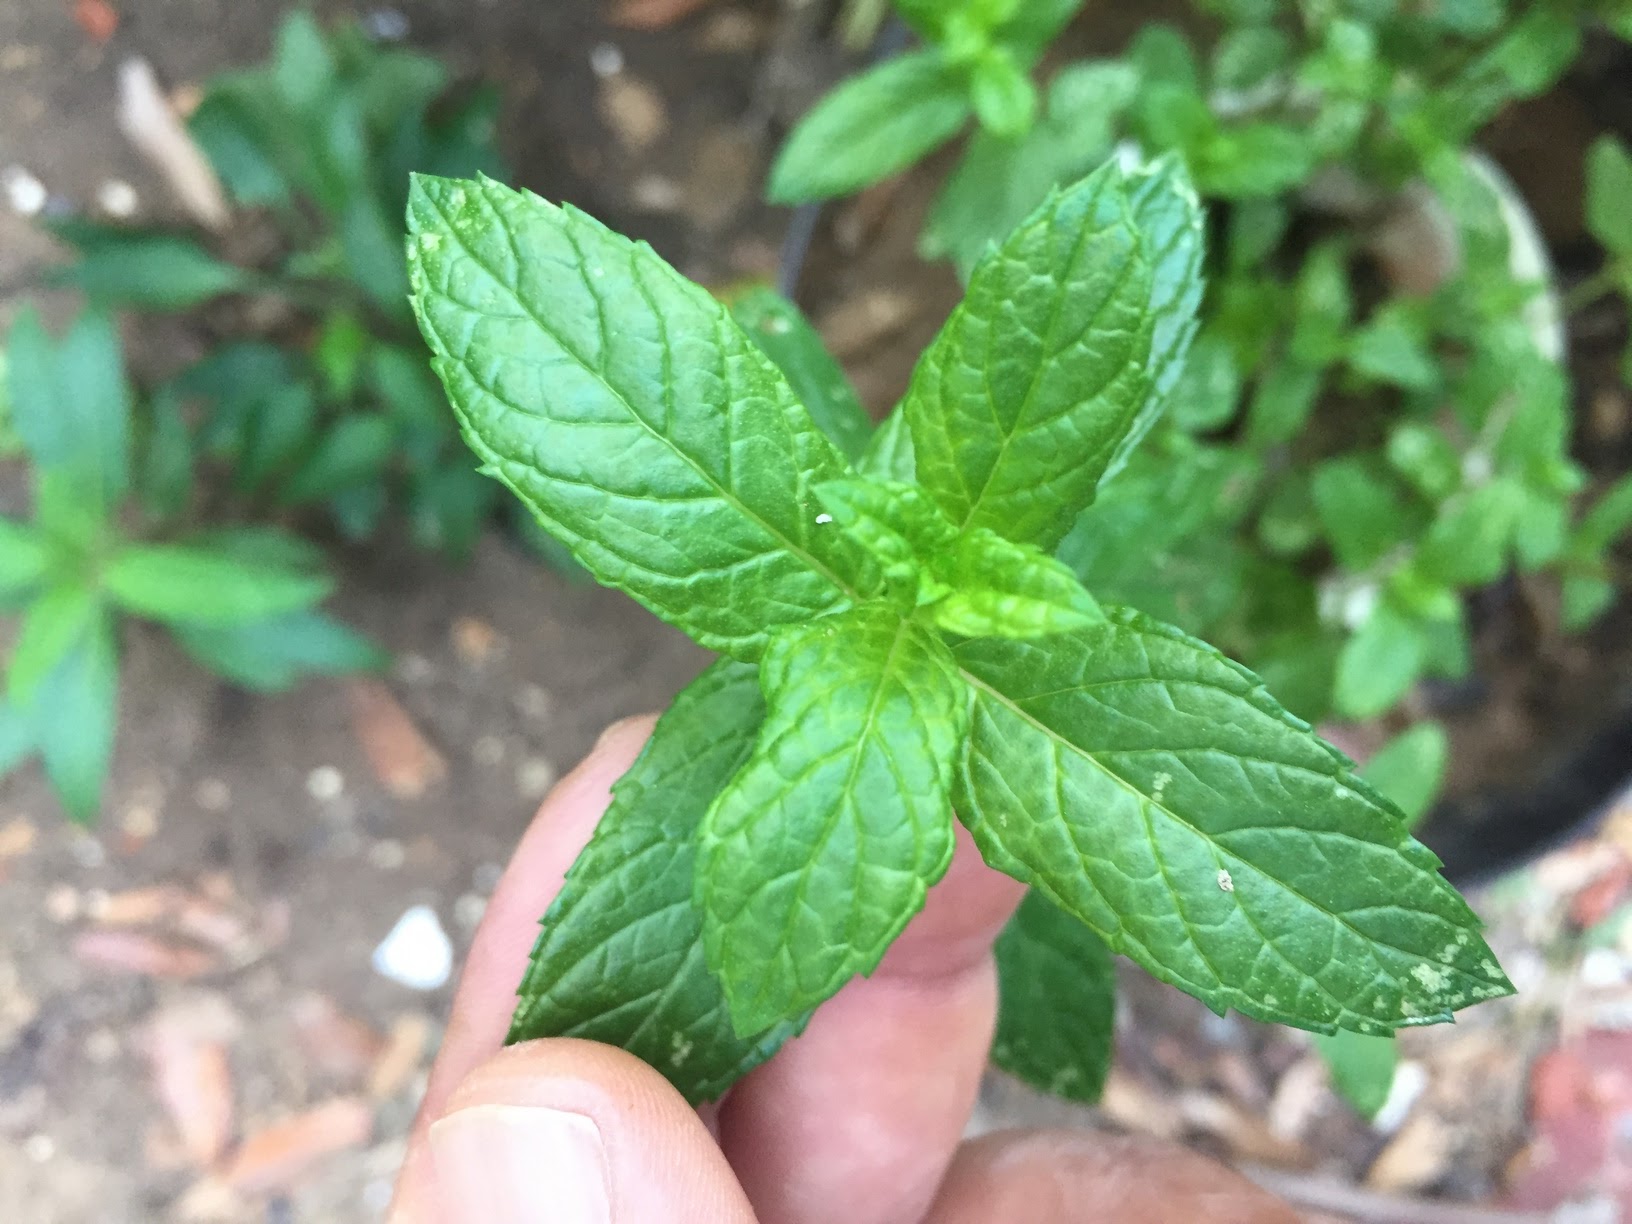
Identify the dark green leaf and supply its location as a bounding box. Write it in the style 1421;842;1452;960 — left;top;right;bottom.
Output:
137;391;195;521
994;0;1085;63
992;890;1115;1103
104;544;333;627
1312;458;1411;571
729;285;873;462
1315;1031;1397;1119
235;383;318;493
956;608;1512;1034
698;606;968;1034
407;174;866;661
510;658;808;1102
767;52;973;203
174;610;385;690
339;193;412;317
1588;136;1632;254
50;234;248;309
29;609;118;823
277;416;396;505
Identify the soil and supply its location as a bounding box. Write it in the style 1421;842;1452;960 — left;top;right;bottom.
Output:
0;2;1629;1222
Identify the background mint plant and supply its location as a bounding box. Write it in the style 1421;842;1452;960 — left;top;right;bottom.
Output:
404;158;1514;1110
0;310;381;821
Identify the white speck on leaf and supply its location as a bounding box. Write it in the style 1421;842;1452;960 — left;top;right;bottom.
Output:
1216;869;1234;893
418;231;441;252
814;513;833;525
670;1032;693;1066
1410;962;1449;992
1151;772;1172;802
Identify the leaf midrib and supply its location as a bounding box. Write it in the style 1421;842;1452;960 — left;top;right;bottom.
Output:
420;186;862;607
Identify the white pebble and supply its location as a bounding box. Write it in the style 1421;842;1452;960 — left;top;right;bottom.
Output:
589;42;625;78
96;179;139;218
453;892;488;931
23;1133;54;1163
3;166;47;217
372;905;453;991
1578;947;1629;989
306;766;345;801
367;839;406;871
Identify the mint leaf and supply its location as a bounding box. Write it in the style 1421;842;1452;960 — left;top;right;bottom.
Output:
1361;723;1448;829
994;0;1086;64
510;659;807;1102
9;586;99;709
174;611;385;690
1315;1030;1398;1119
971;47;1038;137
767;52;972;204
730;286;873;462
992;889;1115;1103
1334;600;1427;720
814;478;957;592
857;410;917;483
28;607;118;823
51;233;248;310
104;545;333;627
1102;156;1208;481
276;415;397;505
903;162;1157;549
407;175;864;660
955;608;1512;1034
931;528;1102;637
0;520;50;605
699;606;969;1033
1312;458;1412;571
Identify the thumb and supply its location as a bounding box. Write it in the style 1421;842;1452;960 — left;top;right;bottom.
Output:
392;1037;759;1224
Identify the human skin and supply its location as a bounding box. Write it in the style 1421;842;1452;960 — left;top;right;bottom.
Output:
388;716;1301;1224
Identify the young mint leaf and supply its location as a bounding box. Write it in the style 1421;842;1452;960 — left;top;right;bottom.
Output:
1588;135;1632;254
814;478;957;591
174;611;386;690
0;520;50;605
857;409;917;483
407;175;865;660
28;607;118;823
1573;473;1632;558
1334;599;1428;720
1361;723;1449;829
955;608;1512;1035
1312;458;1412;571
138;391;195;521
993;0;1085;64
1102;156;1208;481
1562;574;1616;632
50;234;249;310
698;606;969;1034
276;415;397;505
1415;477;1527;586
923;60;1139;279
1245;361;1322;447
104;545;333;627
729;286;873;462
767;52;972;204
903;162;1158;550
1315;1030;1398;1120
510;659;808;1102
930;528;1103;638
1348;307;1439;393
992;889;1116;1103
1166;333;1242;434
8;585;100;709
970;47;1038;137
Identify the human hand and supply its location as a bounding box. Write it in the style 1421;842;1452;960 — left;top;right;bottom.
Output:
389;717;1300;1224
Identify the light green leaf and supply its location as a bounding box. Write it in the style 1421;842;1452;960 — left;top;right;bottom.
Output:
1312;458;1412;571
1166;332;1242;433
931;528;1103;637
1315;1030;1397;1119
51;234;248;309
994;0;1085;63
698;606;969;1034
903;162;1157;549
1416;477;1527;586
273;9;336;113
277;416;397;505
1348;308;1439;393
9;585;100;708
955;608;1511;1034
174;610;385;690
407;175;866;660
730;285;873;462
0;519;51;604
767;52;973;203
1361;723;1449;829
29;607;118;823
1562;574;1616;631
814;477;956;591
992;889;1116;1103
104;545;333;627
1245;361;1322;447
1334;600;1428;720
1574;473;1632;557
857;409;917;483
971;47;1038;137
510;659;808;1102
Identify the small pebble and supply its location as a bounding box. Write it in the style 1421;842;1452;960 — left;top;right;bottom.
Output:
453;893;488;931
367;839;406;872
195;778;231;812
84;1028;120;1064
514;684;552;721
589;42;625;78
472;736;505;768
96;179;138;218
372;905;453;992
396;653;435;685
120;803;159;842
516;757;558;800
69;833;106;869
1371;1061;1428;1136
630;174;683;212
362;7;410;40
44;884;81;924
306;766;345;802
1578;946;1629;989
23;1133;54;1163
3;166;46;216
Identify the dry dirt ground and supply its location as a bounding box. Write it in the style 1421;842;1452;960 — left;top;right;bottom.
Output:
0;3;1630;1223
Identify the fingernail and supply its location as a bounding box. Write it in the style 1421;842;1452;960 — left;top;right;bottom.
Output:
430;1104;612;1224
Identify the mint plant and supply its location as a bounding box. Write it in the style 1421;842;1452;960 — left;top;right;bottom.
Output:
405;158;1513;1108
0;310;381;820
